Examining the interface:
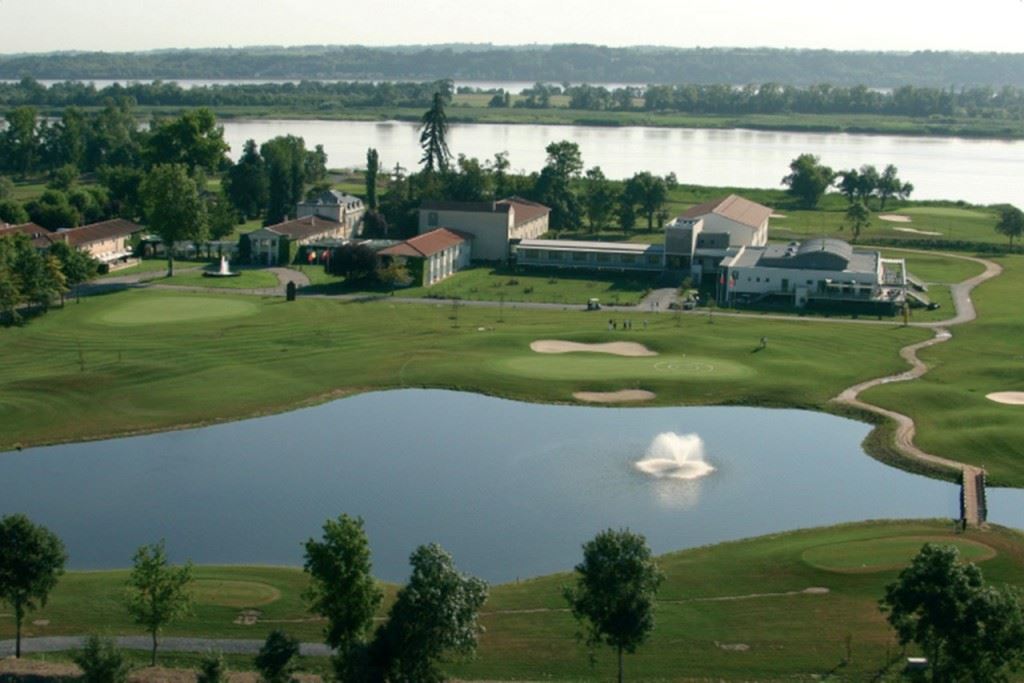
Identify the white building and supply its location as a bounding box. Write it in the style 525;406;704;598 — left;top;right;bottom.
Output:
718;238;907;309
298;190;365;234
378;228;472;286
244;216;349;265
516;239;664;271
419;197;549;262
665;194;771;278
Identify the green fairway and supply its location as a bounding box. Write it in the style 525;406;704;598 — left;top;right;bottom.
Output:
863;254;1024;485
495;352;752;382
801;536;996;572
0;288;928;450
96;296;260;325
8;521;1024;681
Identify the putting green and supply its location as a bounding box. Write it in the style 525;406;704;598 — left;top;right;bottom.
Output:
97;296;259;325
191;579;281;608
802;536;996;573
494;353;752;381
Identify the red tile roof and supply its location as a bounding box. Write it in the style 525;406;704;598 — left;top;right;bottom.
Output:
260;215;346;241
0;222;57;249
379;228;470;258
54;219;142;247
678;194;772;229
498;197;550;227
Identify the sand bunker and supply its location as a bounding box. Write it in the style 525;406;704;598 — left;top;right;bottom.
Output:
574;390;656;403
987;392;1024;405
894;226;942;236
531;340;657;357
879;213;912;223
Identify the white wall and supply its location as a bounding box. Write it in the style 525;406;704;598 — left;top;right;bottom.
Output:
419;209;510;261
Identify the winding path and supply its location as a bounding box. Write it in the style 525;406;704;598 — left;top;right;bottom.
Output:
831;251;1002;526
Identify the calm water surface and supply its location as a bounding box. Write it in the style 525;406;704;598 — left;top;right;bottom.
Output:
3;389;1004;583
219;119;1024;207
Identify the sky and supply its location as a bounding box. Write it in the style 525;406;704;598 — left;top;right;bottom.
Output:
0;0;1022;54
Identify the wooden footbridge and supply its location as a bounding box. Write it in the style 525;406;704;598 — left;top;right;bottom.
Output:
961;466;987;528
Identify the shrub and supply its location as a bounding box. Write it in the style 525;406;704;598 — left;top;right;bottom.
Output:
96;263;110;275
254;630;299;683
73;636;130;683
197;651;228;683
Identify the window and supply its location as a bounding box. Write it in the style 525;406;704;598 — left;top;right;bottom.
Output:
548;251;563;261
647;255;661;265
596;253;611;263
620;254;636;264
428;212;439;226
572;251;588;262
520;249;537;259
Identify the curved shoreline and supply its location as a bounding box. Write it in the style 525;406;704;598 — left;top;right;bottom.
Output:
831;251;1002;520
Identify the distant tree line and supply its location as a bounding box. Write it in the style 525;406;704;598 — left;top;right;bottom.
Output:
3;45;1024;87
4;77;1024;120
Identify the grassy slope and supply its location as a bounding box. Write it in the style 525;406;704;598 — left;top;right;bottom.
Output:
862;254;1024;486
0;289;928;450
8;520;1024;681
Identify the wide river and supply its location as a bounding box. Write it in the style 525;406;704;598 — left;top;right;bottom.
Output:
219;119;1024;207
5;389;1023;583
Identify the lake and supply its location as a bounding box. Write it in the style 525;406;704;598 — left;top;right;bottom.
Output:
2;389;1004;584
219;119;1024;207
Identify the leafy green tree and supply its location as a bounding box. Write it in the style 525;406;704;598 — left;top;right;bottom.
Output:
42;107;87;171
224;139;268;219
125;540;194;666
373;543;489;682
365;148;381;210
564;529;664;683
0;175;14;200
254;630;299;683
197;651;228;683
0;514;67;657
73;636;130;683
47;164;79;192
583;166;617;230
49;240;98;303
535;141;584;230
68;186;112;224
140;164;208;276
881;543;1024;682
86;99;143;170
624;172;668;231
877;164;913;210
303;514;383;652
489;151;511;197
145;108;229;174
261;136;309;225
446;155;494;202
26;189;81;230
326;243;378;280
2;107;41;177
844;200;871;241
305;144;328;186
97;165;145;220
206;193;240;242
781;153;835;208
419;92;452;173
0;198;29;225
995;205;1024;247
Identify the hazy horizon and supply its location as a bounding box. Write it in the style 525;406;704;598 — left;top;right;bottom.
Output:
1;0;1022;55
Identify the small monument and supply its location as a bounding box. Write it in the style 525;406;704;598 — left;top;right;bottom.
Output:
203;255;241;278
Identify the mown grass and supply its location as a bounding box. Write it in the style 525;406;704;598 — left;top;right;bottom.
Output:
0;288;928;451
161;269;280;290
306;265;659;306
97;259;209;280
8;520;1024;681
861;254;1024;486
